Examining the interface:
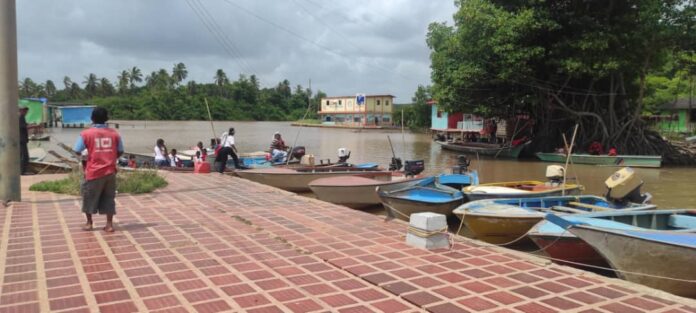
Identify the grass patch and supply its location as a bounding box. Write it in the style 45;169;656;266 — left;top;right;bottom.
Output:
30;170;167;196
294;119;322;125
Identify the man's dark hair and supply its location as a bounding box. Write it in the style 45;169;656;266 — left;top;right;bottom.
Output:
229;127;235;133
91;107;109;124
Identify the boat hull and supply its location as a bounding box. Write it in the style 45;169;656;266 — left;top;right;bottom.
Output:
380;196;461;221
536;152;662;168
236;168;392;192
570;227;696;297
309;177;424;209
436;141;527;158
528;235;608;267
464;186;582;202
460;214;542;245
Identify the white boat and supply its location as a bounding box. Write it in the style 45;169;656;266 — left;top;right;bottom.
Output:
308;174;426;209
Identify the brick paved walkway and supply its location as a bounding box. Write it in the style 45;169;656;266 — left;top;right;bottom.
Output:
1;172;695;313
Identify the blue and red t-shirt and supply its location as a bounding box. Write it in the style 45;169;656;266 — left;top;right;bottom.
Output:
73;124;124;181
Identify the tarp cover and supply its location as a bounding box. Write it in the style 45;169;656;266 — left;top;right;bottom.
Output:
19;99;44;124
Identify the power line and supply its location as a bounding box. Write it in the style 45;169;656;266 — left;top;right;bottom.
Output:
221;0;413;82
184;0;251;74
192;0;252;73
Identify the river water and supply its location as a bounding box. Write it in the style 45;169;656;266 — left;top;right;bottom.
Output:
41;120;695;208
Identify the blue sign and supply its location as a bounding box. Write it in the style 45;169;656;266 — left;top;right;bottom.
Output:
356;94;365;105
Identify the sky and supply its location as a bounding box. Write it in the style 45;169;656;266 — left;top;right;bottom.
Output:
16;0;456;102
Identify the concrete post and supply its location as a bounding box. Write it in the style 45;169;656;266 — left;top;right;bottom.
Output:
0;0;21;202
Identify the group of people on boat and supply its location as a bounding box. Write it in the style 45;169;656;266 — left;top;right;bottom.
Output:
126;127;293;173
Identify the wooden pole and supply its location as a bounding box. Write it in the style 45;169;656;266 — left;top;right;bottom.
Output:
204;98;217;141
562;124;579;196
0;0;20;202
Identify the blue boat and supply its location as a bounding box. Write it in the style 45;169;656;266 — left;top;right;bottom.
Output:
377;172;478;220
530;209;690;267
545;213;696;298
452;195;655;245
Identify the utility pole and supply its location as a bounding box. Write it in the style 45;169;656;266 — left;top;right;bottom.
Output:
0;0;20;202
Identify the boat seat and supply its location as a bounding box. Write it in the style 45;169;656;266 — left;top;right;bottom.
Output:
518;185;536;191
531;185;556;192
668;215;696;230
568;201;612;212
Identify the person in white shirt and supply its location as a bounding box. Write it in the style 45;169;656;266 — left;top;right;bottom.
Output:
154;138;169;167
169;149;181;167
214;127;243;172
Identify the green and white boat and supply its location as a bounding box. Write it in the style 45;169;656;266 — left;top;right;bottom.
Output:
535;152;662;168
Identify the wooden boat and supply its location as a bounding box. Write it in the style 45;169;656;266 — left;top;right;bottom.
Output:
435;140;529;158
529;209;693;268
29;147;47;162
535;152;662;168
463;180;583;202
235;167;392;192
308;174;426;209
545;214;696;298
376;173;478;221
28;134;50;141
28;161;72;174
453;195;654;245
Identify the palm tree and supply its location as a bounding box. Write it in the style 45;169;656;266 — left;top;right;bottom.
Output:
129;66;143;89
214;69;229;87
172;62;188;86
69;82;82;99
83;73;99;97
157;69;171;88
117;70;130;94
45;80;56;97
19;78;37;97
99;78;115;96
187;80;197;95
63;76;72;90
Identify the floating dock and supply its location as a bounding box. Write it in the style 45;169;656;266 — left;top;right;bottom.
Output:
2;173;695;312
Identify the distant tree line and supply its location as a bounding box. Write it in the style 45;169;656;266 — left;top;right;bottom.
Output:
18;62;324;121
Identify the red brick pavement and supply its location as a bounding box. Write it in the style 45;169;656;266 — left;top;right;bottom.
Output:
1;172;695;312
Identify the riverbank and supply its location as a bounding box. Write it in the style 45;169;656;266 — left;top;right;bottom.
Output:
2;172;695;312
291;122;403;131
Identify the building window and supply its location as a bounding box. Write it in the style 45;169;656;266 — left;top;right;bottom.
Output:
386;100;390;106
325;100;329;105
354;117;361;122
377;100;381;105
338;100;342;105
437;110;443;118
383;117;391;122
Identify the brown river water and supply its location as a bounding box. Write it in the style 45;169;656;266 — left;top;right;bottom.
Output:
39;120;696;208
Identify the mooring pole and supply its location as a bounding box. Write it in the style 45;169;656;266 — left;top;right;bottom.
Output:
0;0;21;202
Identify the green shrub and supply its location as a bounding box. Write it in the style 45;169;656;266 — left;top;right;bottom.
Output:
30;170;167;196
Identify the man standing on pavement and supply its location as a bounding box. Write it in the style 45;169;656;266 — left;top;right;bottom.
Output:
18;105;30;175
73;107;124;232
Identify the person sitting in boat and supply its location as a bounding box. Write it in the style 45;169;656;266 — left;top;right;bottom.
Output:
608;147;617;156
195;141;207;161
270;132;288;163
154;138;169;167
193;150;204;163
588;141;604;155
128;154;137;169
169;149;182;167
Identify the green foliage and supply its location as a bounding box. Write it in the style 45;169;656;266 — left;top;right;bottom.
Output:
29;170;167;196
21;65;323;121
395;85;432;130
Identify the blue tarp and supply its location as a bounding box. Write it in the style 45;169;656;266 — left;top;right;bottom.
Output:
60;106;95;125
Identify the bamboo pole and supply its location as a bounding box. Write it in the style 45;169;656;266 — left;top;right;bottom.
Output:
204;98;217;143
562;124;579;196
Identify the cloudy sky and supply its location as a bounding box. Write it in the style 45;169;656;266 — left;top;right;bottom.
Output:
16;0;456;102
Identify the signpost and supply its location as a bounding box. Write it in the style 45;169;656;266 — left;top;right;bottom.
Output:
356;94;366;126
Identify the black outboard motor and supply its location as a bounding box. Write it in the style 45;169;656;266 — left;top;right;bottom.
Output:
290;146;305;161
404;160;425;176
452;155;470;174
389;157;403;171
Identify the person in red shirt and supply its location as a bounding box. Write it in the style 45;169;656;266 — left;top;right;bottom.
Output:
73;107;124;232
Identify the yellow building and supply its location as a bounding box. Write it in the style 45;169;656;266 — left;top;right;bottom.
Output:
319;94;395;126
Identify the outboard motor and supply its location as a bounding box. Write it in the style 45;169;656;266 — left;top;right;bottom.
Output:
404;160;425;177
545;165;565;186
605;167;651;204
389;157;403;171
337;148;351;163
452;155;471;174
290;146;306;161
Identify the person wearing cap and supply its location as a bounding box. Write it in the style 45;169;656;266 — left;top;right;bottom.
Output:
73;107;124;232
270;132;288;163
18;105;30;174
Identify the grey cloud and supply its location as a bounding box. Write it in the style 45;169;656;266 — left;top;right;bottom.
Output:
17;0;454;100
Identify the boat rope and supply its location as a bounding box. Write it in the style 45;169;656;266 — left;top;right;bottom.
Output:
407;226;448;238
